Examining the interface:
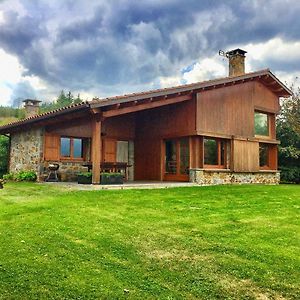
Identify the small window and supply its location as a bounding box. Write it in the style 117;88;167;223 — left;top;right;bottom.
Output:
60;137;71;157
204;138;228;168
60;137;84;160
255;112;269;136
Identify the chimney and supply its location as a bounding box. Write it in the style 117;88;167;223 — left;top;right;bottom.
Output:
226;48;247;76
23;99;42;118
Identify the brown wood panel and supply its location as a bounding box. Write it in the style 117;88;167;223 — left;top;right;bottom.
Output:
253;81;280;113
197;82;255;137
44;133;60;161
46;118;92;138
136;99;197;139
103;114;135;140
233;139;259;172
135;138;161;180
103;138;116;162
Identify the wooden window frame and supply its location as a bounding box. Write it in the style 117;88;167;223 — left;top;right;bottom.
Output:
259;143;277;170
203;137;228;169
163;137;190;182
254;111;273;138
60;136;85;162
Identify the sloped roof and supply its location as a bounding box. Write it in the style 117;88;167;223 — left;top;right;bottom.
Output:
0;69;292;134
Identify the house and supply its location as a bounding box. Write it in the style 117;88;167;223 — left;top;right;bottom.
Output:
0;49;292;185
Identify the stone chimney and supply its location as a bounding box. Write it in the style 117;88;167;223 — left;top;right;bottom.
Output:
226;48;247;76
23;99;41;118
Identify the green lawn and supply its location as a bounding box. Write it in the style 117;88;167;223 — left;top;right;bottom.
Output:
0;183;299;299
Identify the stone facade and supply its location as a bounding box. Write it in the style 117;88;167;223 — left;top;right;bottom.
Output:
10;128;44;180
189;169;280;185
41;161;88;182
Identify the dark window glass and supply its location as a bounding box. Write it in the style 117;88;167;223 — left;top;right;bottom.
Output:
221;141;225;166
204;138;218;165
259;144;269;167
255;112;269;136
60;137;71;157
180;138;189;174
165;140;177;174
73;138;83;158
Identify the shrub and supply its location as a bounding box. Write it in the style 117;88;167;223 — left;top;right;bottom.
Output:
280;167;300;184
78;172;92;178
4;171;37;182
15;171;37;182
3;173;15;181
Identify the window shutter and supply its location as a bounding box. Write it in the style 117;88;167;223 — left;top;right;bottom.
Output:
44;133;60;161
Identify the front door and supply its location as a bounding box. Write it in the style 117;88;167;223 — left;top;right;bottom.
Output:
164;137;189;181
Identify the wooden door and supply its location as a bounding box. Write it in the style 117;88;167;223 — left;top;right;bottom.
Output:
164;137;189;181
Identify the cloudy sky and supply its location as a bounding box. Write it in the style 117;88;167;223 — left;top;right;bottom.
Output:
0;0;299;106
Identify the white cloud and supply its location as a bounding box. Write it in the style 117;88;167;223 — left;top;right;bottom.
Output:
182;57;226;84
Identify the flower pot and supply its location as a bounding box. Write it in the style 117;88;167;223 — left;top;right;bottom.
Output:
101;173;123;185
77;174;92;184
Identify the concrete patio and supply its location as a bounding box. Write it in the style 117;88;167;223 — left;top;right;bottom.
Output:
43;181;198;190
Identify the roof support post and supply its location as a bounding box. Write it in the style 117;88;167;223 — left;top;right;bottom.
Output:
91;115;102;184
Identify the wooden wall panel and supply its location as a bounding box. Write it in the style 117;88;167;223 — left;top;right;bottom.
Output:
134;138;161;181
197;82;255;137
136;99;197;139
46;118;92;138
44;133;60;161
103;138;116;162
103;114;135;140
233;139;259;172
253;82;280;113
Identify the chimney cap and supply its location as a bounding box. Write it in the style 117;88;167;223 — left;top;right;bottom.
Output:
23;99;42;105
226;48;247;57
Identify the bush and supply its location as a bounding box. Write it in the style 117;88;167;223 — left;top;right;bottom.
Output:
78;172;92;178
3;170;37;182
3;173;15;181
280;167;300;184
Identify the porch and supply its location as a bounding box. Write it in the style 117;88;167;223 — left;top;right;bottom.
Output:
43;181;197;190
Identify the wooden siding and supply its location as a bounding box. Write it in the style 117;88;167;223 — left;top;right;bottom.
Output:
232;139;259;172
103;114;135;140
134;138;162;180
196;81;279;140
134;100;196;180
253;81;280;113
46;118;92;138
197;82;254;137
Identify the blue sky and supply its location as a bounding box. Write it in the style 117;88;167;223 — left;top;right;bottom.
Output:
0;0;299;106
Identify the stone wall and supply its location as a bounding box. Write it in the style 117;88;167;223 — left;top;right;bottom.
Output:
189;169;280;185
41;161;88;182
10;128;44;180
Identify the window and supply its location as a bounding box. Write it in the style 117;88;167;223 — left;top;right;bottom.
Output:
60;137;84;160
204;138;228;168
259;144;269;168
255;112;269;136
259;143;277;170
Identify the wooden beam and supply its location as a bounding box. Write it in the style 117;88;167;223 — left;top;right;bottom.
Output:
103;94;192;118
91;117;102;184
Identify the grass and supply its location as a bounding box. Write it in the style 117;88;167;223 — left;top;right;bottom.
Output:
0;117;18;126
0;183;299;299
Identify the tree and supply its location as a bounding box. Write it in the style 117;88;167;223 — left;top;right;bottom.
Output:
277;83;300;183
0;135;9;178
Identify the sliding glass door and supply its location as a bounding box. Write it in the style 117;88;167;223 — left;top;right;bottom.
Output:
164;137;189;181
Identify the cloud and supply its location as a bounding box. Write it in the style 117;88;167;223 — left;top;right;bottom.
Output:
0;0;300;106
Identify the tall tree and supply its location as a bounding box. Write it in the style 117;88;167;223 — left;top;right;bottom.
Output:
277;83;300;183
